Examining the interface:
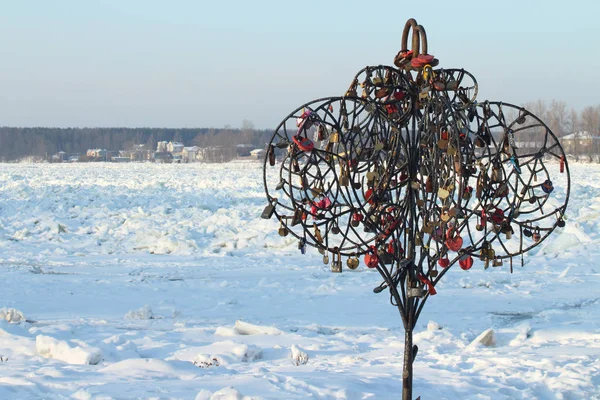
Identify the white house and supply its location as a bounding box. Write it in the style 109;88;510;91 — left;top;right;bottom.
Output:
157;141;168;152
167;142;184;154
250;149;266;160
182;146;200;163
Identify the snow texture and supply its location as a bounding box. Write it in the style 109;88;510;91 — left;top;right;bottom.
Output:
0;161;599;399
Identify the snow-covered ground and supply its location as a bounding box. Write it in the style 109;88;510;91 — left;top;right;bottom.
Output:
0;161;598;400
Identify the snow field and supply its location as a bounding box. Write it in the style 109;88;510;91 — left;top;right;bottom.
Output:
0;161;599;399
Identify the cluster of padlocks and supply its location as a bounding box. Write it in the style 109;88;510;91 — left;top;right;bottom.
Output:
261;18;570;298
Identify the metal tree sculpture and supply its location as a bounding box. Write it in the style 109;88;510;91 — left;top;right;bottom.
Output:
261;18;570;400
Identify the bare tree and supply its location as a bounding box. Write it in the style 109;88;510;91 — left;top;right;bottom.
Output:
548;100;568;137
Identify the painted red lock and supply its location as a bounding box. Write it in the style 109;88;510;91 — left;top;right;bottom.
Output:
445;228;463;252
292;135;314;152
351;212;363;227
459;255;473;270
387;241;395;254
438;257;450;268
364;246;379;269
490;208;505;224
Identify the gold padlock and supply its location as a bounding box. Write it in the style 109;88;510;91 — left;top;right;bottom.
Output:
314;223;323;244
278;219;288;237
330;131;340;143
347;257;359;270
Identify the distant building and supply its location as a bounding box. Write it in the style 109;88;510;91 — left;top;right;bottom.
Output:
182;146;200;163
167;142;184;154
560;131;600;154
86;149;108;159
157;141;168;153
51;151;67;162
250;149;266;160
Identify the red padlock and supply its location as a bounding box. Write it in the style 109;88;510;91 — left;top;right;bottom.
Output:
351;212;363;227
459;255;473;270
490;208;505;224
364;246;379;269
438;257;450;268
560;155;565;173
445;228;463;252
365;188;375;204
292;135;314;152
387;240;394;254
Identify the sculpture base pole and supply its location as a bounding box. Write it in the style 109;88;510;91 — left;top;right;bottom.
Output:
402;320;414;400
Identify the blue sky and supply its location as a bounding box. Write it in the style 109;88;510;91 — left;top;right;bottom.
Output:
0;0;598;129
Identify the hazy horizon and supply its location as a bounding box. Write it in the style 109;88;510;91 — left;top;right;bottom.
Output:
1;0;598;130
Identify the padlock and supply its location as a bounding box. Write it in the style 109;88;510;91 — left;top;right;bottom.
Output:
317;124;328;141
532;227;541;242
339;163;349;187
480;241;491;261
298;238;306;254
440;207;451;222
438;256;450;268
330;131;340;143
415;233;423;246
408;285;425;298
331;248;342;273
323;254;329;264
378;248;393;265
541;179;554;194
291;208;303;226
314;223;323;244
493;257;503;267
293;159;300;173
529;195;537;204
331;221;340;234
446;80;459;91
445;229;463;252
503;224;514;239
364;246;379;268
422;221;433;234
557;217;566;228
425;176;433;193
437;136;449;150
447;144;458;156
268;144;276;166
351;212;363;227
560;155;565;173
463;186;473;201
476;175;484;199
347;257;359;270
438;187;450;200
490;208;505;224
459;254;473;270
278;219;288;237
491;163;502;183
430;268;439;278
261;198;277;219
523;227;533;238
494;183;509;198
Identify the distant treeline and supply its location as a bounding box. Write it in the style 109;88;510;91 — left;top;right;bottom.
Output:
0;126;274;161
